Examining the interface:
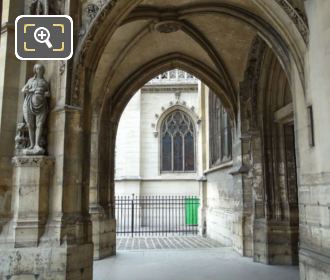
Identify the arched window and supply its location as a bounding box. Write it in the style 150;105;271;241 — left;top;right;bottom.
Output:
209;91;232;167
161;110;196;172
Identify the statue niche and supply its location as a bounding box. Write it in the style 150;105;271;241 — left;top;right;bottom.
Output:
18;64;50;156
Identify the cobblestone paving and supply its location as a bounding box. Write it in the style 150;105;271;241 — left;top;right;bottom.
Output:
117;236;223;250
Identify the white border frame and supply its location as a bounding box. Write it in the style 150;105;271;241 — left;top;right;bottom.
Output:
15;15;73;61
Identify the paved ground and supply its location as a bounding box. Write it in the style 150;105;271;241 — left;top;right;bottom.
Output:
116;236;222;250
94;240;300;280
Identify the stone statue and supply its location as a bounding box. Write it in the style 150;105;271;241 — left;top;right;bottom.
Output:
22;64;50;155
15;123;29;151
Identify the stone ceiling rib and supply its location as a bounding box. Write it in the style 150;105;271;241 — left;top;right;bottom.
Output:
103;52;237;123
101;16;237;105
125;4;292;78
100;24;152;98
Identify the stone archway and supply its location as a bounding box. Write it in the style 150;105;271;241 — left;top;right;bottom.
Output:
240;41;300;265
73;1;308;267
90;57;236;259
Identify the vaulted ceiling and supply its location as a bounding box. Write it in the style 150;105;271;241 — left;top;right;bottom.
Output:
76;0;307;118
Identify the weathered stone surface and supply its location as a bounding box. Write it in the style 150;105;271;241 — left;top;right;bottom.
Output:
0;243;93;279
12;156;54;248
91;211;116;260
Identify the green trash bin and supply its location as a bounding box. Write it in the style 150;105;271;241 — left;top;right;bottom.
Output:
185;198;200;225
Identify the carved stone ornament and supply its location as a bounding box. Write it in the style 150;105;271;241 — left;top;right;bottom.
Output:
12;156;55;168
18;64;50;156
152;98;201;137
175;91;181;101
71;0;119;106
28;0;64;15
98;0;106;8
86;4;100;22
274;0;309;42
241;36;266;128
28;0;48;15
59;61;66;75
155;21;182;33
15;123;29;152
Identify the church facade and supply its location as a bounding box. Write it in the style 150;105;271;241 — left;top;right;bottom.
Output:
0;0;330;279
115;70;204;198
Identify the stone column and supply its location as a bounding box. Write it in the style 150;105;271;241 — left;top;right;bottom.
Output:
197;82;208;237
89;112;116;260
0;0;24;233
12;156;54;247
198;177;207;236
90;205;116;260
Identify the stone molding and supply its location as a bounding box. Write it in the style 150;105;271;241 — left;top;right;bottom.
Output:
142;85;198;93
12;156;55;167
1;22;14;35
203;160;234;175
72;0;119;106
152;102;201;137
115;178;200;182
274;0;309;43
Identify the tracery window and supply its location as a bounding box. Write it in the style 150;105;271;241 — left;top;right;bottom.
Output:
161;110;195;172
209;91;232;167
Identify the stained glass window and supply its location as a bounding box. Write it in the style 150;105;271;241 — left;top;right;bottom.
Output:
161;110;196;172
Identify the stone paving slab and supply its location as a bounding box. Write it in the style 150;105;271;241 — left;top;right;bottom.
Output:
117;236;223;250
94;247;300;280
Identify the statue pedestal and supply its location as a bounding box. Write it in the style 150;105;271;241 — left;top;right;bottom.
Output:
12;156;54;247
0;158;94;279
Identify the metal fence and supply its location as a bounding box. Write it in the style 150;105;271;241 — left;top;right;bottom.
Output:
115;195;200;236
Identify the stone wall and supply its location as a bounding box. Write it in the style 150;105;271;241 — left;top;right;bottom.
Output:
115;92;141;180
204;167;241;247
115;81;202;197
298;1;330;278
202;88;244;252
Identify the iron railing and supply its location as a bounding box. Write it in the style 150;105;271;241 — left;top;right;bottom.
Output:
115;195;200;236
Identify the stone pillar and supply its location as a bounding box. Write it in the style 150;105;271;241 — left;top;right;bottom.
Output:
0;0;24;233
12;156;54;247
89;112;116;260
0;112;94;279
0;154;93;279
198;177;207;236
90;206;116;260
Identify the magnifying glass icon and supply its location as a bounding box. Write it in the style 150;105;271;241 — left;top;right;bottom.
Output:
34;27;53;49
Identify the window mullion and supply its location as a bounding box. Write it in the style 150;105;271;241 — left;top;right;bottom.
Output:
171;135;174;172
182;133;185;171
